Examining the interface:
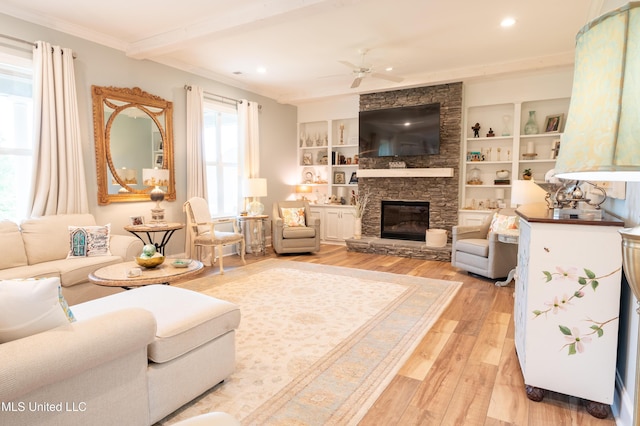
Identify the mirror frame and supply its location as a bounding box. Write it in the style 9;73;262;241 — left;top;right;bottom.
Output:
92;85;175;205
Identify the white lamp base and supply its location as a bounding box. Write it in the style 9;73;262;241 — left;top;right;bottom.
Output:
248;200;264;216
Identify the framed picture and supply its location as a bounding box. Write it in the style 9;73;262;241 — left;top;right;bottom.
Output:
544;113;564;133
154;153;164;166
334;171;345;185
349;171;358;184
129;215;144;226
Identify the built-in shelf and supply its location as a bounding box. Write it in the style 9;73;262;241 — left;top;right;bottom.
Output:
356;168;454;178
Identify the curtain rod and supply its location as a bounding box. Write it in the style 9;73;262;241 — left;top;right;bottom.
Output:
184;84;261;109
0;34;77;58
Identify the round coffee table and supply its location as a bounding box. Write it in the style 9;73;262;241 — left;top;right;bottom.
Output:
89;260;203;288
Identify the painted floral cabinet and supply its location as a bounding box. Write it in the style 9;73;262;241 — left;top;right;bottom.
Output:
514;206;624;415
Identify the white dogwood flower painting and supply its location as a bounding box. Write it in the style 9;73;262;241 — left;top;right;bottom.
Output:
534;266;620;355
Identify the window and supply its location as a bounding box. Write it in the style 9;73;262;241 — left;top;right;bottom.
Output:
0;51;33;223
203;101;242;217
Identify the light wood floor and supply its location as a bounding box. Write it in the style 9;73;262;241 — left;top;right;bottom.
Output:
188;244;616;426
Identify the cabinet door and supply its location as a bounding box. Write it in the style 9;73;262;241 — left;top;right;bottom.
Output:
340;208;356;240
324;208;341;241
309;207;324;240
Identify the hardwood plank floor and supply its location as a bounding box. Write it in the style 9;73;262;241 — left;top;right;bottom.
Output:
184;244;616;425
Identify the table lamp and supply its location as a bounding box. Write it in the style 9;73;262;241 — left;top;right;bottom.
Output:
511;179;547;207
295;184;312;201
143;168;170;223
244;178;267;216
551;3;640;423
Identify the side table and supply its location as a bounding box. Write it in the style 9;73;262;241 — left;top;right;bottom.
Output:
124;222;185;255
238;215;268;255
495;229;519;287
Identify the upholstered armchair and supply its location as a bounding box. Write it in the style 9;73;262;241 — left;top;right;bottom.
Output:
183;197;246;274
451;209;519;280
272;200;320;254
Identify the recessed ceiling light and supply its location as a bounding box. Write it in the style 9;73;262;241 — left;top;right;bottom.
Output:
385;67;393;72
501;17;516;27
257;66;267;74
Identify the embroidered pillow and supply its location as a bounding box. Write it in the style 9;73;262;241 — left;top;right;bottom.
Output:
488;213;519;236
0;277;75;343
281;207;306;227
67;224;111;258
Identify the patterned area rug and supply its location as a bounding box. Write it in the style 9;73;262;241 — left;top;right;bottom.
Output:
160;259;461;426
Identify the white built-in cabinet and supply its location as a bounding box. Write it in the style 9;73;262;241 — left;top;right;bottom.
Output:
459;98;570;225
309;204;356;243
299;117;359;243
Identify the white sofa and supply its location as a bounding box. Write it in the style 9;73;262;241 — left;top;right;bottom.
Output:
0;284;241;426
0;214;143;305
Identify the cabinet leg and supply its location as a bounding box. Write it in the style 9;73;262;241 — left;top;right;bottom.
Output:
525;385;545;402
584;400;609;419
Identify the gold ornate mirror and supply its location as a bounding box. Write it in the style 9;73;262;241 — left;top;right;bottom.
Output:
92;86;175;204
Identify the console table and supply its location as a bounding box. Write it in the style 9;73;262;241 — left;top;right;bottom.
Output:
514;205;623;418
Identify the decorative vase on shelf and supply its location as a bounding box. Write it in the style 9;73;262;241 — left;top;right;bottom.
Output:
524;111;539;135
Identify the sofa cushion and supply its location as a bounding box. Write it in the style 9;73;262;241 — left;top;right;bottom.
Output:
282;226;316;239
280;207;306;227
0;220;28;269
21;214;97;264
67;224;112;257
49;256;124;287
0;277;75;343
72;285;241;363
0;264;61;281
455;238;490;257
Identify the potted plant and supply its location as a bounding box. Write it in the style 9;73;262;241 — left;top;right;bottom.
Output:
522;168;532;180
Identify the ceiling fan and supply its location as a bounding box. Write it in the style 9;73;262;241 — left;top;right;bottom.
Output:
339;49;404;89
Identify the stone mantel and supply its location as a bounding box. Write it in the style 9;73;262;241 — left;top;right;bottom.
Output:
356;168;454;178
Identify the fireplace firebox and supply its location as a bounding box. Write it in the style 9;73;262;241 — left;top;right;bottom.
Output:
381;200;429;241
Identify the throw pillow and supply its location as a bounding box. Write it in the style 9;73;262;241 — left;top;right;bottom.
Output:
280;207;306;227
488;213;519;236
67;224;111;258
0;277;75;343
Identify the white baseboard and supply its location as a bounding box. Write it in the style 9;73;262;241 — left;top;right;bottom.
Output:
614;370;633;425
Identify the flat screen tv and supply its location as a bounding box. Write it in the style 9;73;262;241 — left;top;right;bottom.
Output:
359;103;440;158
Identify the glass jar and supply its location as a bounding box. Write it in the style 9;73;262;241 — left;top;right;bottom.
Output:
467;167;482;185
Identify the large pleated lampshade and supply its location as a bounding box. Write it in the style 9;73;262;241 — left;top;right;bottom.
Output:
554;2;640;182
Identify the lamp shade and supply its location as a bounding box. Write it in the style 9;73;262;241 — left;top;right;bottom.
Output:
511;180;547;206
245;178;267;198
295;184;312;194
555;3;640;181
142;168;170;187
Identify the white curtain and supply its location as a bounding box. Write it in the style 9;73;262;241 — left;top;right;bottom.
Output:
239;99;261;179
29;41;88;217
185;85;207;257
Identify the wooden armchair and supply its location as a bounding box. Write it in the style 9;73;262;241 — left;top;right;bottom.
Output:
183;197;246;274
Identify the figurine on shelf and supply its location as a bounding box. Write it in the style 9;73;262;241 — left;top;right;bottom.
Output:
486;128;495;137
472;122;481;138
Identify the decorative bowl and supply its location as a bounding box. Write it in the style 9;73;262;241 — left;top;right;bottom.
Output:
135;255;165;268
171;259;192;268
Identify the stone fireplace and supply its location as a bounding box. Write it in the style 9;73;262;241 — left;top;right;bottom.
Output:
346;82;462;261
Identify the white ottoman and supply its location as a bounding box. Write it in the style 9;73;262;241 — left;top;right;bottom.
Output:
72;285;241;423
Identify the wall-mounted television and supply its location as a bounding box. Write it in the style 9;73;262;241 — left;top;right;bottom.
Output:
359;103;441;158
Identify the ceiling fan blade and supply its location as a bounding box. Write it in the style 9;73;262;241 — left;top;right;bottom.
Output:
371;72;404;83
351;77;362;89
339;60;360;70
